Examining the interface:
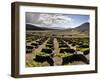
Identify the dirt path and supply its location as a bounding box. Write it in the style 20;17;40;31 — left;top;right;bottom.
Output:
34;38;49;52
26;53;34;61
53;38;59;54
53;38;62;65
26;38;49;61
53;57;62;66
62;40;76;50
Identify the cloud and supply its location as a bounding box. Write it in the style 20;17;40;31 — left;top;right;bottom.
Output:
26;13;74;29
38;13;73;28
26;12;40;24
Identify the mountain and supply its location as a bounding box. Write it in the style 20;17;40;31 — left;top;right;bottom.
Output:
26;22;89;32
26;24;57;30
74;22;89;33
26;24;44;30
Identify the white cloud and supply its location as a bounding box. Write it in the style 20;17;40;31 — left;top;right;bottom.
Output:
26;13;74;29
38;13;73;28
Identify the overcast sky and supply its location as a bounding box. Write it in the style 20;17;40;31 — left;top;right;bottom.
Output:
26;12;89;29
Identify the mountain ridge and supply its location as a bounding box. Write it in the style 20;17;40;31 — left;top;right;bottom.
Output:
74;22;89;32
26;22;89;32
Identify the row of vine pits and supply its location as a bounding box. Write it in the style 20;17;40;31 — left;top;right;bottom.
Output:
26;32;89;67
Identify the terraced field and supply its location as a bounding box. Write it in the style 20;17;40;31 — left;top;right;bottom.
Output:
26;31;89;67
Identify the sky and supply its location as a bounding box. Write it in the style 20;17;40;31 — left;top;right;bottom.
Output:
26;12;89;29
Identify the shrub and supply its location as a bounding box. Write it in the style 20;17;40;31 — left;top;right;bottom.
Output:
46;44;53;48
26;50;32;53
34;55;54;66
62;54;89;65
31;42;38;46
60;49;75;53
83;49;89;55
79;44;89;48
68;41;72;44
59;44;69;48
26;46;33;53
26;46;33;49
72;43;76;46
41;48;52;54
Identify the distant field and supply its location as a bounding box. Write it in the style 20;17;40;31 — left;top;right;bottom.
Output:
26;29;89;38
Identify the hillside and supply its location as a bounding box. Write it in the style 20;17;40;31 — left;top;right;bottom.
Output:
74;22;89;33
26;22;89;34
26;24;57;30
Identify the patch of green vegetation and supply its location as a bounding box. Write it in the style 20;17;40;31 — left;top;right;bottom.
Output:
32;52;48;56
40;62;49;66
26;60;42;67
76;48;89;52
45;46;51;49
55;52;72;58
64;61;84;65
